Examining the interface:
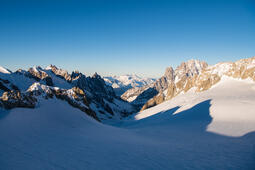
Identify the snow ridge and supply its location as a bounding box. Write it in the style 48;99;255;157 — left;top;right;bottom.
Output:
0;66;11;74
0;65;135;122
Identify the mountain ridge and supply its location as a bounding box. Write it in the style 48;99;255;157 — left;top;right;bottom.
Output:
103;74;155;96
0;65;135;122
0;58;255;169
1;56;255;121
121;56;255;111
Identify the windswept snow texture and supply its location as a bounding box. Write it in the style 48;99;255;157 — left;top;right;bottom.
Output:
132;77;255;137
0;78;255;169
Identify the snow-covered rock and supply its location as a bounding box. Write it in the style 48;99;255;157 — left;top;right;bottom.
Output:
104;74;155;96
0;66;11;74
133;77;255;137
0;65;135;122
123;57;255;111
122;59;208;109
0;77;254;169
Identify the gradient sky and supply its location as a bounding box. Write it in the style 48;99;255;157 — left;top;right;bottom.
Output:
0;0;255;78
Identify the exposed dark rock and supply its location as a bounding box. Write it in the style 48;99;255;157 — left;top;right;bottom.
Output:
43;76;54;86
71;71;82;80
28;67;48;80
1;90;37;109
104;103;114;115
0;65;136;122
11;85;19;91
122;59;209;111
0;82;10;92
0;78;10;84
52;87;100;121
48;65;72;82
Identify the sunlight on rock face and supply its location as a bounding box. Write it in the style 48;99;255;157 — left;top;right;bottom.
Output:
135;77;255;137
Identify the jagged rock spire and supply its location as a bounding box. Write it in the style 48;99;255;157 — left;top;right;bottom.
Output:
164;67;174;81
92;72;101;79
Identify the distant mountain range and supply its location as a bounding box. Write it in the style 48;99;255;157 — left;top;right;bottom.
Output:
103;75;155;96
1;57;255;169
1;56;255;123
0;65;135;122
121;57;255;111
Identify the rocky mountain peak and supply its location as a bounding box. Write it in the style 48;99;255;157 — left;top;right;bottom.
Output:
92;72;101;79
27;66;52;86
121;59;208;108
45;64;58;71
175;59;208;77
0;66;11;74
0;65;135;122
46;65;72;82
71;71;83;80
164;66;174;81
15;69;26;74
122;57;255;112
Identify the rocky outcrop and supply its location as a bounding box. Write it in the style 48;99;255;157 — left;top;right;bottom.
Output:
0;77;20;94
0;82;10;92
124;59;208;111
70;72;133;119
24;66;54;86
46;65;72;82
164;67;175;82
27;83;99;121
140;57;255;111
0;65;135;122
195;73;221;92
140;93;164;111
53;87;98;121
0;90;37;109
2;57;253;120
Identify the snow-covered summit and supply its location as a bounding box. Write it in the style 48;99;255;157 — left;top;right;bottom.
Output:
27;82;55;94
121;59;208;107
122;57;255;111
45;64;69;77
0;76;254;170
104;74;155;88
0;65;135;122
0;66;11;74
174;59;208;80
0;59;255;169
104;74;155;96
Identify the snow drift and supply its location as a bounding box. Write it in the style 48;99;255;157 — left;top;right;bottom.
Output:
0;77;254;169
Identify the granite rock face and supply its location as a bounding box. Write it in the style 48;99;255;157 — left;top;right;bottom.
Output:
1;57;254;118
122;59;208;110
122;57;255;111
0;65;135;122
0;90;37;109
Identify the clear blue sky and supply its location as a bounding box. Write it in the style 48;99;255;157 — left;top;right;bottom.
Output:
0;0;255;78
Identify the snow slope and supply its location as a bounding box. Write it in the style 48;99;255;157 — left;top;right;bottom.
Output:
132;77;255;137
0;65;135;121
0;78;254;169
0;69;35;92
0;66;11;74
